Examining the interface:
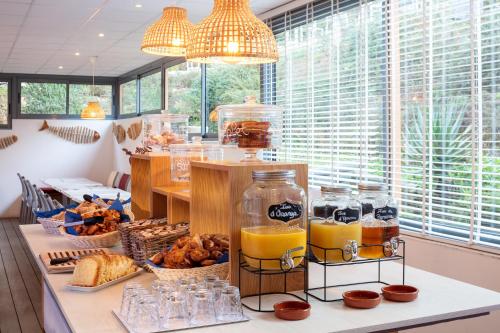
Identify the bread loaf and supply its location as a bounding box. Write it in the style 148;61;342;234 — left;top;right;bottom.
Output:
70;254;137;287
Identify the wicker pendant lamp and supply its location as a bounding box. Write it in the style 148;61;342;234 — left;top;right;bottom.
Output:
186;0;279;64
141;7;194;57
81;56;105;120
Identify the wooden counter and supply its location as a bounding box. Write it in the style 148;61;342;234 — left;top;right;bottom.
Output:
19;224;500;333
152;186;190;224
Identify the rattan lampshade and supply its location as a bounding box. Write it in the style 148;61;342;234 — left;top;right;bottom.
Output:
81;101;105;120
186;0;278;64
142;7;194;57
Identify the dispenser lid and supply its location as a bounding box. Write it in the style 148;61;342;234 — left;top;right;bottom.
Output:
211;96;282;121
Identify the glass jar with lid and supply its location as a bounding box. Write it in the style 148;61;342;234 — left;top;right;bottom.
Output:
241;170;306;270
213;96;282;162
309;185;361;262
357;183;399;259
142;114;189;151
169;137;224;182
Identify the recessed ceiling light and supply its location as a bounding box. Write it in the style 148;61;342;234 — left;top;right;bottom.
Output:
98;33;104;37
75;52;80;56
58;66;63;69
135;4;142;8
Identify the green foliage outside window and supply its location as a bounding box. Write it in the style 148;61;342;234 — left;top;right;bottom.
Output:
21;82;66;114
140;71;162;113
120;80;137;115
69;84;112;115
0;82;7;125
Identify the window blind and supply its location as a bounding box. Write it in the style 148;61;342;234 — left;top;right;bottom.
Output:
263;0;500;248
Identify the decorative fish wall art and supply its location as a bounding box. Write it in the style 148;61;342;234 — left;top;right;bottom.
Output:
39;120;100;144
112;122;127;144
127;121;142;140
0;135;17;150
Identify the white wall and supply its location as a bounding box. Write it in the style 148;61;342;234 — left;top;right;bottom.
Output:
0;119;116;218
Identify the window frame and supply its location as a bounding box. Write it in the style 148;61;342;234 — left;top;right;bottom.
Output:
138;68;163;115
0;76;12;129
9;74;116;120
117;76;139;119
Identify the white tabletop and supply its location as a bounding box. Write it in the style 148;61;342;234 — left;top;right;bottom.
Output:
43;178;130;203
43;178;103;191
19;224;500;333
61;187;131;203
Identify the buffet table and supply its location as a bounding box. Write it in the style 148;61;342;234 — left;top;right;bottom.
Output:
19;224;500;333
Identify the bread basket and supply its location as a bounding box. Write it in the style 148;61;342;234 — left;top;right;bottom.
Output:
148;262;229;282
60;228;122;248
38;217;65;235
60;209;134;248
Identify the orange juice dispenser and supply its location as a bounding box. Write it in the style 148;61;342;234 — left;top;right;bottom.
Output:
241;170;307;270
309;185;362;262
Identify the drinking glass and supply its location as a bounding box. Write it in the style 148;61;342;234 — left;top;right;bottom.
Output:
190;289;216;326
203;275;219;290
126;289;148;324
216;286;243;322
186;284;198;312
119;282;143;317
133;294;160;332
212;280;229;304
162;291;190;330
176;277;194;292
152;279;172;300
157;284;174;321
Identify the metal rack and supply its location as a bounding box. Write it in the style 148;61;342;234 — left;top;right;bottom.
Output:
306;239;406;302
238;250;308;312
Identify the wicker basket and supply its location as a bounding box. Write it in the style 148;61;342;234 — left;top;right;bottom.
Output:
60;227;122;248
118;218;168;257
148;262;229;282
38;217;65;235
130;223;189;265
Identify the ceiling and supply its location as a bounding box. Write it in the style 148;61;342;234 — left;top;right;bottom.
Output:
0;0;292;77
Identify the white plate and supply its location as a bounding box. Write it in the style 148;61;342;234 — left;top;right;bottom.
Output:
112;309;250;332
65;268;143;292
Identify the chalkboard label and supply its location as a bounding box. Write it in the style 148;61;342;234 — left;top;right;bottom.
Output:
268;201;303;223
374;206;398;221
333;208;360;224
362;203;374;216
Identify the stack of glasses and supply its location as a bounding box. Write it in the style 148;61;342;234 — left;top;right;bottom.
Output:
119;275;244;332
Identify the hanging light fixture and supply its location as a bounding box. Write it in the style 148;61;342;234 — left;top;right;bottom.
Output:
186;0;279;64
81;56;105;120
141;7;194;57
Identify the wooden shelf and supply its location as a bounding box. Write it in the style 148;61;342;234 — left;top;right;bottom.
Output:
152;186;191;203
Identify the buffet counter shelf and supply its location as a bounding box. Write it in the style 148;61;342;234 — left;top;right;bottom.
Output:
152;186;191;203
20;224;500;333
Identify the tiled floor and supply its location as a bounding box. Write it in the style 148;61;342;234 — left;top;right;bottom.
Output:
0;219;43;333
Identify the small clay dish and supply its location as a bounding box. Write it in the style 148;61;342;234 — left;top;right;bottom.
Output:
382;285;419;302
273;301;311;320
342;290;381;309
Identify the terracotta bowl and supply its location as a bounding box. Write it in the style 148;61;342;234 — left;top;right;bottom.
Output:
342;290;381;309
382;285;419;302
274;301;311;320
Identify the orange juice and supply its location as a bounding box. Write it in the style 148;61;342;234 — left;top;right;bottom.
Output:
241;226;307;270
310;222;362;262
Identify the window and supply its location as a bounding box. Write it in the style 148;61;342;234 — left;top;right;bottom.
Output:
69;84;113;115
120;80;137;115
264;0;500;248
140;71;162;113
205;63;260;134
166;62;202;131
0;81;8;126
20;82;67;114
